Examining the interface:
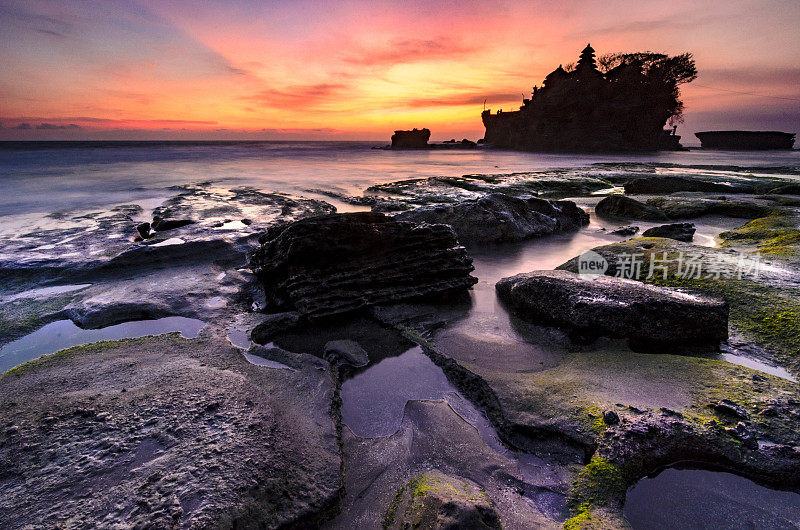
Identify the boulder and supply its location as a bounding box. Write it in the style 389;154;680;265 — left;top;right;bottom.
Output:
595;195;669;221
248;213;477;319
324;340;369;368
383;472;501;530
396;193;589;244
642;223;696;242
495;270;729;350
624;176;753;195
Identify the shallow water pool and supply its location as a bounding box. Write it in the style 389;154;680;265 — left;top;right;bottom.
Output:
0;317;206;373
624;466;800;529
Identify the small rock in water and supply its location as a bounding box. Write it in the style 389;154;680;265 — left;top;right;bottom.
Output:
642;223;696;242
610;226;639;236
136;222;151;240
324;340;369;368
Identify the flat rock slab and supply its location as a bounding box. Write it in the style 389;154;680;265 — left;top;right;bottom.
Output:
496;270;728;349
249;212;478;319
0;334;342;529
396;193;588;244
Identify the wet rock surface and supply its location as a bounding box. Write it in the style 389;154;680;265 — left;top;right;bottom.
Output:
249;212;478;319
396;193;588;244
0;185;334;290
0;333;342;529
595;194;669;221
365;170;616;209
3;168;800;529
645;196;772;220
625;175;760;195
324;339;370;368
641;222;696;242
496;269;729;349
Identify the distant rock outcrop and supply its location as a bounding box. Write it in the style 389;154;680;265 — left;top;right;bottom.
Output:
482;45;697;152
391;128;430;149
396;193;588;244
248;212;477;319
695;131;795;150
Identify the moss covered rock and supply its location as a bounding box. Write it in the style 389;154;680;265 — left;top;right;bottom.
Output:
383;472;501;530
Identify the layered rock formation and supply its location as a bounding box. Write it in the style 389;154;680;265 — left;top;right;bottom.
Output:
496;269;729;350
396;193;589;244
249;213;477;319
482;45;696;152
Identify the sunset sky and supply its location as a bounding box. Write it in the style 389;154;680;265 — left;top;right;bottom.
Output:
1;0;799;141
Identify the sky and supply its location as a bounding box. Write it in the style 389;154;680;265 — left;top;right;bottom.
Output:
1;0;799;141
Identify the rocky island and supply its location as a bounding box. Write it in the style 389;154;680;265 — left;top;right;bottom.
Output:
482;45;697;152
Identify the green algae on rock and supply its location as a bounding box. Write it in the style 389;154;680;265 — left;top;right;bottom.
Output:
382;472;501;530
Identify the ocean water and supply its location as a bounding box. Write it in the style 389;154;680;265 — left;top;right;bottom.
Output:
1;141;799;220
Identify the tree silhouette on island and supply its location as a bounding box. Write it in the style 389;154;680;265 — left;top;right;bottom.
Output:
482;44;698;152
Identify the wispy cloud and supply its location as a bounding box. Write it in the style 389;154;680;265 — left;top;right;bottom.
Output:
570;12;722;37
243;83;349;109
344;38;480;66
401;91;521;108
0;116;218;127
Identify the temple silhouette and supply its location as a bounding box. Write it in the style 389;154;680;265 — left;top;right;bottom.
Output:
482;44;697;152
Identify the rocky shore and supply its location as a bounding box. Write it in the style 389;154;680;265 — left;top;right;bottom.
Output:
2;164;800;528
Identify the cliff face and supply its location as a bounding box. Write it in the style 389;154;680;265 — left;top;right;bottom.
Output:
482;46;696;152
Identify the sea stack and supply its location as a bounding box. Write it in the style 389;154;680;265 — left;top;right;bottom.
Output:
391;128;431;149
